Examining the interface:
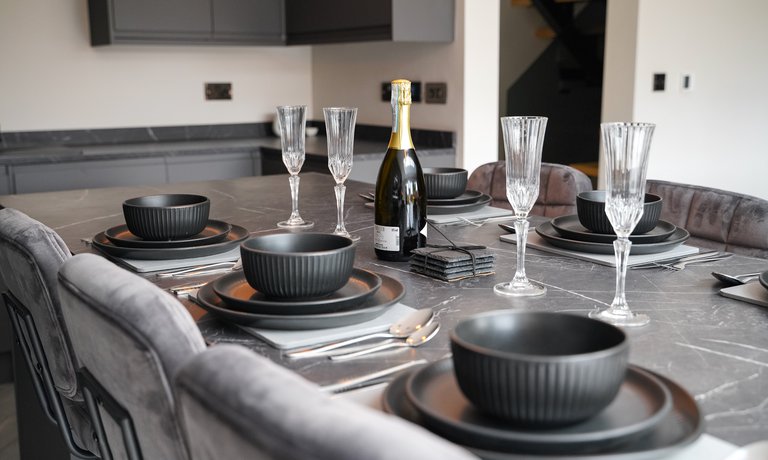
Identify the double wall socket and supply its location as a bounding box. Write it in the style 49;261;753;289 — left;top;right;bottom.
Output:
205;82;232;100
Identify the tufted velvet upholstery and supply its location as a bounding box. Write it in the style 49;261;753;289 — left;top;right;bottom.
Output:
467;162;593;217
0;208;98;455
58;253;207;460
175;345;478;460
646;180;768;258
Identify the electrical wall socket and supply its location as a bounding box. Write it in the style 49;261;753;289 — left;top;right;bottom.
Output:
425;82;447;103
205;83;232;100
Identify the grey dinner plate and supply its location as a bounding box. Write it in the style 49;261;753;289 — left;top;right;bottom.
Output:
195;272;404;330
427;193;492;215
404;359;671;453
383;363;703;459
550;216;676;245
92;224;248;260
212;268;382;315
535;221;690;255
104;219;232;248
428;190;484;206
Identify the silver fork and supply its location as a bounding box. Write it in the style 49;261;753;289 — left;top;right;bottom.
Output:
659;253;733;271
155;258;242;278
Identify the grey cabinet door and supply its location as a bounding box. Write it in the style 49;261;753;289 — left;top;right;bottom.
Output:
286;0;392;44
167;152;258;183
112;0;211;37
0;166;10;195
13;158;167;194
213;0;284;43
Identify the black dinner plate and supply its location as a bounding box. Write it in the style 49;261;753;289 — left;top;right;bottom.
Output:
92;224;248;260
104;220;232;248
428;193;492;215
194;272;404;330
428;190;484;206
760;270;768;291
383;364;703;459
535;221;690;255
403;359;671;454
550;216;676;245
212;268;382;315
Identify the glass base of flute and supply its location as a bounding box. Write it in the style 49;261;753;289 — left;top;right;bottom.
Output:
332;184;359;241
494;217;546;297
589;237;649;327
277;175;314;229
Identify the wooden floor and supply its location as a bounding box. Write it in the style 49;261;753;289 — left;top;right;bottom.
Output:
0;383;19;460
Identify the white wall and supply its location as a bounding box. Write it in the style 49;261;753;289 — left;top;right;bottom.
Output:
311;0;465;164
0;0;313;131
603;0;768;199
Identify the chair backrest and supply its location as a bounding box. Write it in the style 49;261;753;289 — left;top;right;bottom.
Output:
57;253;207;460
175;344;478;460
467;162;593;217
0;208;98;457
646;180;768;258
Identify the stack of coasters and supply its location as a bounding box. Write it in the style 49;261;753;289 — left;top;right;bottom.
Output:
410;246;496;282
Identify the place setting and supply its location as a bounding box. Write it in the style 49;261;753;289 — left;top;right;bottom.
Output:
717;267;768;308
382;310;704;459
361;167;514;225
89;193;247;272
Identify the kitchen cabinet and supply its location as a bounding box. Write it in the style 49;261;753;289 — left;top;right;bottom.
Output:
88;0;285;46
286;0;454;45
0;166;10;195
166;151;260;182
13;158;168;194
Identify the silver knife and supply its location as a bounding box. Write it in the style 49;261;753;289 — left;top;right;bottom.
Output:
319;359;427;394
630;250;721;269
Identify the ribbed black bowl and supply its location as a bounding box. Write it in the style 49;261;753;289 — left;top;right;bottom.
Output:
577;190;663;235
423;168;468;199
122;194;210;241
240;233;356;299
450;311;628;427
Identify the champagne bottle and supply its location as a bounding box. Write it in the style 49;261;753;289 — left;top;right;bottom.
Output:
374;79;427;261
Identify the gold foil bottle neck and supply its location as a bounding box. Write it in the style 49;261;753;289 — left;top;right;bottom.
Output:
391;79;412;106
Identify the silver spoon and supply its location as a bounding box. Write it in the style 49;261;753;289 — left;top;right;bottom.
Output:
711;271;762;286
286;308;434;359
329;322;440;361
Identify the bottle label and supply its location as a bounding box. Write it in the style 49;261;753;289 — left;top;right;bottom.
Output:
374;225;400;251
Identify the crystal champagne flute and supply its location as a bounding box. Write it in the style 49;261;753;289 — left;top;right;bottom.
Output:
589;122;655;327
494;116;547;297
276;105;314;229
323;107;359;241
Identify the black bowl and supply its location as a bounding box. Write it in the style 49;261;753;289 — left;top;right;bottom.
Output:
240;233;356;299
423;168;468;199
577;190;663;235
450;311;628;427
122;194;210;241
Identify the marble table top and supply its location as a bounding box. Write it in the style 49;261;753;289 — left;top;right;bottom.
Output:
2;172;767;449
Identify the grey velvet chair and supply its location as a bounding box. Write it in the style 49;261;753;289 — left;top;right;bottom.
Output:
0;208;99;458
646;180;768;258
467;161;593;217
57;252;207;460
175;344;478;460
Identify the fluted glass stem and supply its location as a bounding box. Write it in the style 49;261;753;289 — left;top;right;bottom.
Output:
512;217;530;286
611;237;631;310
333;184;349;236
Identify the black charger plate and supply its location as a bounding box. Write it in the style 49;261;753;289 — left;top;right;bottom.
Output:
428;191;484;206
383;364;703;459
428;193;492;215
535;222;690;255
104;220;232;248
194;272;404;330
404;359;671;454
212;268;382;315
92;224;248;260
551;216;676;245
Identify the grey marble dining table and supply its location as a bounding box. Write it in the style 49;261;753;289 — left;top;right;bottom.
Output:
2;172;767;449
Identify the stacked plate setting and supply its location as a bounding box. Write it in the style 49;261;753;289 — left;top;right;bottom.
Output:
423;168;493;215
535;191;690;255
194;233;405;330
383;311;704;458
92;194;249;260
